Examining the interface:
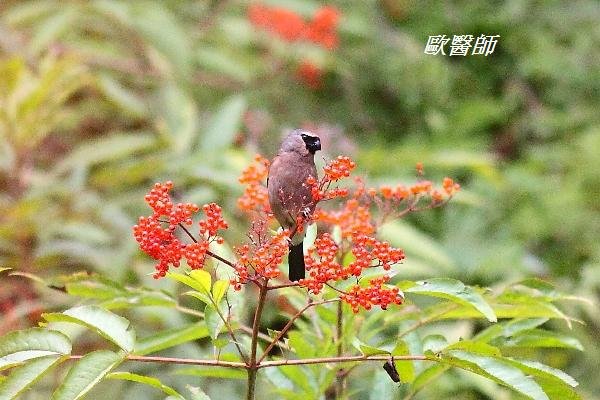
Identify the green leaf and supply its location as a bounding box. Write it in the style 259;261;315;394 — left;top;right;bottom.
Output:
506;359;578;388
183;290;212;305
51;350;124;400
391;339;415;383
0;328;71;370
201;95;246;151
130;2;192;77
98;74;147;118
54;133;155;173
421;335;449;354
288;332;315;358
204;304;225;340
189;270;212;293
176;366;246;380
443;351;549;400
0;355;64;399
107;372;183;398
0;267;11;273
134;323;209;356
42;306;135;352
353;339;389;356
212;280;229;304
167;271;208;293
498;329;583;350
158;82;198;154
406;278;497;322
379;221;455;272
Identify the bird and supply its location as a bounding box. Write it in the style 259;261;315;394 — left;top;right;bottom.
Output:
268;129;321;281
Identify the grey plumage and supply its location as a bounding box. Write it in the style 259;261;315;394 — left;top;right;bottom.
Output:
268;129;321;281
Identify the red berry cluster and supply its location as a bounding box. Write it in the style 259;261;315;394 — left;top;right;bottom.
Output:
248;4;340;49
341;276;403;313
307;156;355;202
237;155;272;214
133;182;228;279
199;203;228;238
300;232;405;312
231;230;290;290
323;156;356;181
349;234;405;273
313;198;375;239
300;233;343;294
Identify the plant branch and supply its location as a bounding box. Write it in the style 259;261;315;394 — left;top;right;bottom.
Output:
247;280;268;400
258;354;428;369
177;222;236;269
257;299;339;364
68;354;246;368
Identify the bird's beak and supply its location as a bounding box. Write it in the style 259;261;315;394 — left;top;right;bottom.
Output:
306;136;321;154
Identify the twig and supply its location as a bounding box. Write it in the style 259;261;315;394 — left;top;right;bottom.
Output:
257;299;339;364
177;223;237;269
258;354;428;369
68;354;246;368
247;280;268;399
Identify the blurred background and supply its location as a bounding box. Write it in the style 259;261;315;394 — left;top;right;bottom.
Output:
0;1;598;399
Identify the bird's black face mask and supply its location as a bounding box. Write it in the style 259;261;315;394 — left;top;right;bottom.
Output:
301;134;321;154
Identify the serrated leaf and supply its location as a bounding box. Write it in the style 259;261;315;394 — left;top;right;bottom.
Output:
134;323;209;356
42;306;135;352
0;328;71;370
51;350;124;400
498;329;583;350
443;341;502;357
167;271;208;293
406;278;497;322
444;351;549;400
183;291;212;305
0;355;64;399
212;280;229;304
190;270;212;293
201;95;246;150
506;359;578;388
107;372;183;398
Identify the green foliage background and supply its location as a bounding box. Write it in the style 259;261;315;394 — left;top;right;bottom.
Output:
0;0;598;399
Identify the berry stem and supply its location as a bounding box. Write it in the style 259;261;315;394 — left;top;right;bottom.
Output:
177;222;237;269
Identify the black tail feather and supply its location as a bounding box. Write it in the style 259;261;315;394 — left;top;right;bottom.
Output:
288;242;305;281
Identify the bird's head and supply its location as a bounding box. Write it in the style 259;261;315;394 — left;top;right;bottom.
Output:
280;129;322;156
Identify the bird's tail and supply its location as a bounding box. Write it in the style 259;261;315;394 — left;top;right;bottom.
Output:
288;242;305;281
